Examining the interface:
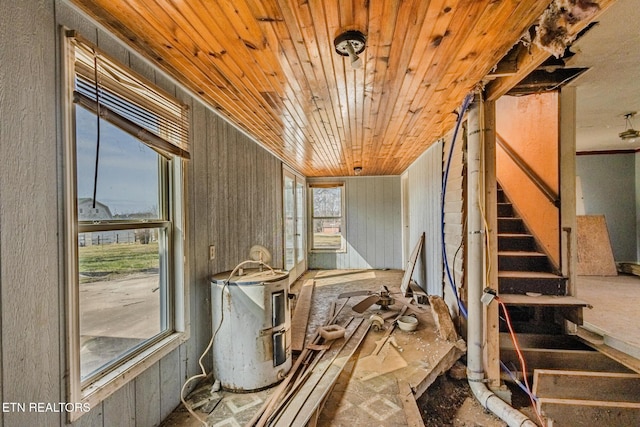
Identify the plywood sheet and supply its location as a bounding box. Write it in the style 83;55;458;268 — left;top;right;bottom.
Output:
576;215;617;276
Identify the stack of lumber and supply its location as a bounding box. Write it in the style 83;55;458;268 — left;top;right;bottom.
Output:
247;301;370;427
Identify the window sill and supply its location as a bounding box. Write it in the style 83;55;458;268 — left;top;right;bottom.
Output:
310;248;347;254
70;331;188;422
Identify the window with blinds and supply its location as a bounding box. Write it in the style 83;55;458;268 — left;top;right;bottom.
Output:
70;31;190;159
64;31;188;410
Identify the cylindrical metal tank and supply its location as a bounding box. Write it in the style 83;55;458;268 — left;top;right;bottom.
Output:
211;268;291;392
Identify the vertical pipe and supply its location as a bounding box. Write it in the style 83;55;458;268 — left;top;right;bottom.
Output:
466;92;537;427
466;93;484;381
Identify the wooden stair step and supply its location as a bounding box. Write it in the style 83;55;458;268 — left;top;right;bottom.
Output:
497;202;514;217
536;397;640;426
498;294;589;307
499;294;588;324
499;251;550;272
498;233;536;251
533;369;640;402
500;347;632;374
498;217;526;233
532;370;640;426
498;271;567;296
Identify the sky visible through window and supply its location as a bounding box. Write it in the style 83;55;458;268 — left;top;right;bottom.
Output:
76;106;160;217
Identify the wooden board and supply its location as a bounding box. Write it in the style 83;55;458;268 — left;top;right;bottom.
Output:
576;215;618;276
500;348;631;374
401;232;424;296
533;369;640;402
291;279;315;353
272;319;369;427
537;398;640;426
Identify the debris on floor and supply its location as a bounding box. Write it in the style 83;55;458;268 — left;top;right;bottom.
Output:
164;270;471;427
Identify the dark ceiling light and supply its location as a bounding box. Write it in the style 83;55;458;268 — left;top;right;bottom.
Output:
334;30;366;69
353;166;363;175
619;112;640;142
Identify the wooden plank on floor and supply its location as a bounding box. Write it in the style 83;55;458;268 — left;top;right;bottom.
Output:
272;319;369;427
533;369;640;402
291;279;315;353
538;397;640;426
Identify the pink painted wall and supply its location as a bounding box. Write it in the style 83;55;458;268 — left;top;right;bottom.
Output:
496;93;560;266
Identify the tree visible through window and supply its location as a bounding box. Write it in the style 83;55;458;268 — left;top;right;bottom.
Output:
310;184;345;251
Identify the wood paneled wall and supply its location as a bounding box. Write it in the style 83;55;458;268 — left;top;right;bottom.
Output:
442;127;466;315
307;177;402;270
0;1;59;426
403;140;445;297
0;2;284;426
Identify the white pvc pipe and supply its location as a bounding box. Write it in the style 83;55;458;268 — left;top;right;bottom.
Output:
466;93;537;427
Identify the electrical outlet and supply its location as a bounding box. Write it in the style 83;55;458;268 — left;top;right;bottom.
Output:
209;245;216;260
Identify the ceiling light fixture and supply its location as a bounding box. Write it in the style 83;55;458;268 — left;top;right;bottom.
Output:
353;166;363;175
334;30;366;69
619;112;640;142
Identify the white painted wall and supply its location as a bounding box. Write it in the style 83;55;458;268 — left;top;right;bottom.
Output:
576;152;637;262
307;177;402;270
0;2;285;426
402;141;444;297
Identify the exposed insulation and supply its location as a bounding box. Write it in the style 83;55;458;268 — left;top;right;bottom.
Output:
535;0;600;57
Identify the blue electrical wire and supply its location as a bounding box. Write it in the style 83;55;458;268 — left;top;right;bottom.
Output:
441;92;474;319
440;96;542;418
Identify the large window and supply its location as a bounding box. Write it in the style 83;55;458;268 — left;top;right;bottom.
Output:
309;183;345;251
65;33;189;412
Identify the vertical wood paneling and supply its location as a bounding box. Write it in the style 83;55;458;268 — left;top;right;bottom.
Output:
135;363;161;427
0;1;61;426
404;140;444;296
72;404;103;427
159;348;181;420
308;177;402;270
103;382;135;427
0;3;290;427
442;126;465;314
193;100;211;376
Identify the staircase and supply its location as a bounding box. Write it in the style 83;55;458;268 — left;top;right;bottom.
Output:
497;186;566;296
496;185;589;331
495;186;640;425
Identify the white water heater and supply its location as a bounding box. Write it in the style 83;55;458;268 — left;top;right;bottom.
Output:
211;268;291;391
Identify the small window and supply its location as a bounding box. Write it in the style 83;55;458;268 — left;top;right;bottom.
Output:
309;183;345;251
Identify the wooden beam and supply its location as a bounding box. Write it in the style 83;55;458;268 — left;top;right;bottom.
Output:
577;327;640;375
484;98;500;389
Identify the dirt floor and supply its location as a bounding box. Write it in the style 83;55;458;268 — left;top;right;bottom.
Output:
417;372;507;427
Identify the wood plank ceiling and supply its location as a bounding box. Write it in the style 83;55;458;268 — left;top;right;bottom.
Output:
70;0;551;177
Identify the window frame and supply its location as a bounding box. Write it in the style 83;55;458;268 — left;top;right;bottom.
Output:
308;182;346;253
62;31;189;420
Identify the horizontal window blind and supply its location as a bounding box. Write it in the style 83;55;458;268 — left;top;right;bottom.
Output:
68;31;190;159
